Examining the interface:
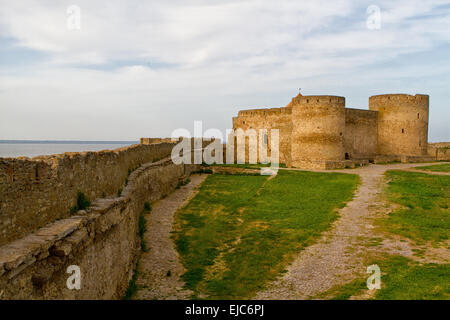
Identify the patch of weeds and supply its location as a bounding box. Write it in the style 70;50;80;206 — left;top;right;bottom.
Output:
194;168;213;174
366;237;383;247
123;259;139;300
117;188;122;197
176;179;190;189
412;248;426;258
126;165;141;186
139;211;149;252
70;191;90;214
138;202;151;252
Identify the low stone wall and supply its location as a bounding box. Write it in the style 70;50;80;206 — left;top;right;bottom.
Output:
374;154;435;164
428;143;450;161
0;143;176;246
209;166;260;175
0;158;199;299
436;148;450;161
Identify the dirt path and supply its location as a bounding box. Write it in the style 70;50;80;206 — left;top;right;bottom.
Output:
255;162;449;300
134;174;207;300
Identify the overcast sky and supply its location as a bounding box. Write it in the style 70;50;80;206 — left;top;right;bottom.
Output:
0;0;449;141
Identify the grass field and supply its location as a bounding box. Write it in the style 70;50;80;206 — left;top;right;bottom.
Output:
173;170;359;299
316;255;450;300
315;169;450;300
415;163;450;172
376;170;450;244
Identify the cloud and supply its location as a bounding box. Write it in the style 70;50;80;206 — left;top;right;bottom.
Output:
0;0;449;141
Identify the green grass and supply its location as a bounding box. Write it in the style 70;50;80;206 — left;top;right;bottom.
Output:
314;278;367;300
173;170;359;299
415;163;450;172
123;259;140;300
123;202;152;300
204;163;287;169
377;170;450;244
139;202;152;252
70;191;90;214
139;211;149;252
316;255;450;300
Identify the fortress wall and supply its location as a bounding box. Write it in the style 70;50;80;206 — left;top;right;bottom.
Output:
0;159;199;299
344;109;378;159
0;143;176;246
436;148;450;161
290;96;346;167
140;137;175;144
428;142;450;161
232;107;293;165
369;94;429;156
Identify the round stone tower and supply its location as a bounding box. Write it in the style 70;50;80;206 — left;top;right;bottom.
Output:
369;94;429;156
290;95;346;168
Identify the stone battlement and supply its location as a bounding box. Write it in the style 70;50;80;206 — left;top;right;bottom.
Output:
369;94;429;105
291;95;346;107
237;107;290;117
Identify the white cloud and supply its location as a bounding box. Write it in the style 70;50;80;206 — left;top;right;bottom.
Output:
0;0;449;141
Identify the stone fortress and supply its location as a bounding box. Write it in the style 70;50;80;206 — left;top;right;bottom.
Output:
232;93;436;169
0;92;449;300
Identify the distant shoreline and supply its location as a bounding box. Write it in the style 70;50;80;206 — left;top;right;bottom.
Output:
0;140;139;144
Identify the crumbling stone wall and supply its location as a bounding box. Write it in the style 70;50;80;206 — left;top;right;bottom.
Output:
0;143;175;246
0;157;199;299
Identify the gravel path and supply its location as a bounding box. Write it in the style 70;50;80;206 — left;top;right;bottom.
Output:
134;174;207;300
255;162;449;300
